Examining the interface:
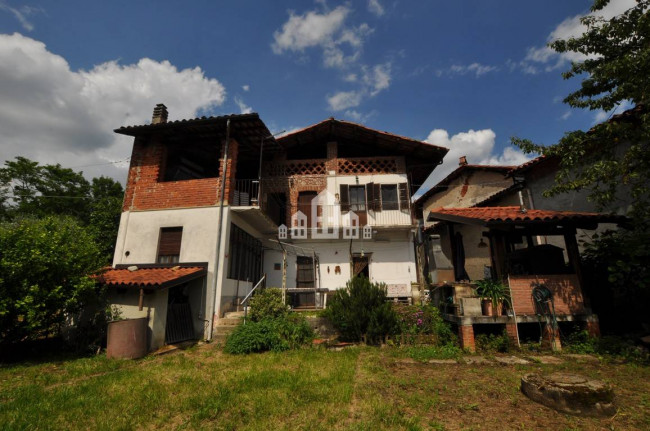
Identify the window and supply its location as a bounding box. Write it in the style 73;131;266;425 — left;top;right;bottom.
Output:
228;224;263;282
349;185;366;212
380;185;398;210
157;227;182;263
296;256;315;288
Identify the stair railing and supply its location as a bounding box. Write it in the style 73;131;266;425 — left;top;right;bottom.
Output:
242;273;266;324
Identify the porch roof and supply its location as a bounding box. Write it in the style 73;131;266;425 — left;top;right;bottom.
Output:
427;206;627;228
98;264;207;289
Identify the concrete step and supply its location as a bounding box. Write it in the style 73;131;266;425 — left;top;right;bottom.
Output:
224;311;246;319
218;317;243;326
214;325;237;336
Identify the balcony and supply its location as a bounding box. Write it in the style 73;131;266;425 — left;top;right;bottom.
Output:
232;179;260;206
287;204;413;228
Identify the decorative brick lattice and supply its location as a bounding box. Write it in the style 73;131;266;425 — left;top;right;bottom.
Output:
338;157;398;175
265;160;326;176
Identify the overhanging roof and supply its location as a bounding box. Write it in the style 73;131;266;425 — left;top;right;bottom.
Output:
114;113;279;155
278;118;449;185
98;264;207;289
427;206;627;228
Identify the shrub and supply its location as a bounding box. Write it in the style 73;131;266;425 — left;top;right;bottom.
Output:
324;276;400;344
224;314;313;355
393;304;456;345
249;287;288;322
0;216;103;345
475;331;511;353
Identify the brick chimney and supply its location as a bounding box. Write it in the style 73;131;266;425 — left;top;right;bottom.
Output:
152;104;168;124
458;155;468;166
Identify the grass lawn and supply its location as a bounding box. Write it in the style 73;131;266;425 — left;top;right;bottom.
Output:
1;343;649;430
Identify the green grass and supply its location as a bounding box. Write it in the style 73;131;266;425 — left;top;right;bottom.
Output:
0;344;649;430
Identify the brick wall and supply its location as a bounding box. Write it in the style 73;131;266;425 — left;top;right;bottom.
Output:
508;274;585;316
122;137;238;212
458;325;475;352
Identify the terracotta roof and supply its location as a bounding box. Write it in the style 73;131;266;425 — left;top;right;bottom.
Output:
427;206;627;227
414;164;515;205
98;265;207;289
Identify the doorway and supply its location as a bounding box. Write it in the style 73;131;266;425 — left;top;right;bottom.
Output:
352;254;370;279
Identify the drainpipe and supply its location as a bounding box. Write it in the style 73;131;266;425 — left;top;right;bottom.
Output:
208;119;231;341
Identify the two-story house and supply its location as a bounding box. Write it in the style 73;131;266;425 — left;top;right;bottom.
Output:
100;105;448;351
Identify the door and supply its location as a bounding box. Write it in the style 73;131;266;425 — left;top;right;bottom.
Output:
298;191;317;229
349;185;367;225
352;255;370;278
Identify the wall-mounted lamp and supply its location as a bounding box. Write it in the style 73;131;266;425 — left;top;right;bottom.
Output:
355;175;359;185
477;238;488;249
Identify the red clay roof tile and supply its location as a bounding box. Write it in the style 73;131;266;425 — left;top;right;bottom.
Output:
428;206;626;225
98;266;206;289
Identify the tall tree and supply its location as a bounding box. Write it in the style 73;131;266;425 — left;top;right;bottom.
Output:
88;176;125;263
512;0;649;220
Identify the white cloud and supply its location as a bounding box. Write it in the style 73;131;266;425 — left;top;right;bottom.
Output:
327;90;363;111
0;33;227;182
0;1;43;31
415;128;531;196
343;109;376;123
363;63;391;96
592;100;633;124
368;0;385;17
561;110;572;120
521;0;636;73
448;63;498;77
242;84;250;92
272;6;373;70
234;96;253;114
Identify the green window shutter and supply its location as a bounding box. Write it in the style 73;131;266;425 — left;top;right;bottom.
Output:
340;184;350;212
398;183;409;212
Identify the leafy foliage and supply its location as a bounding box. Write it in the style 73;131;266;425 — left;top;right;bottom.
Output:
0;157;124;263
393;304;456;345
0;216;103;344
475;331;511;354
511;0;650;221
475;278;511;310
249;287;289;322
224;314;314;354
324;276;400;344
565;330;649;364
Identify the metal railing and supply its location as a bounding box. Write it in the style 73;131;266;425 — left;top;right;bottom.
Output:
242;274;266;324
287;204;413;227
232;179;260;206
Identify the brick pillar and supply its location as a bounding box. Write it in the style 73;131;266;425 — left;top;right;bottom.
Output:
505;322;519;346
585;317;601;338
459;325;475;352
326;141;338;174
543;324;562;351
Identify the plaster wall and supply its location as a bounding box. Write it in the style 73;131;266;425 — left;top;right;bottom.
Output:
264;231;416;291
108;289;169;351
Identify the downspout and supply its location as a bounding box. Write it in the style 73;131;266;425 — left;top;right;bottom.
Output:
208;119;231;341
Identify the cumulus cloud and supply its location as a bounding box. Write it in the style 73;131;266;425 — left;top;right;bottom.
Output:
592;100;633;124
363;63;391;96
367;0;385;17
327;62;392;111
242;84;250;92
414;128;531;196
520;0;636;74
0;33;227;181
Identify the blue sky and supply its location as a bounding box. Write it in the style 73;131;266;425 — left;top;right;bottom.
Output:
0;0;636;192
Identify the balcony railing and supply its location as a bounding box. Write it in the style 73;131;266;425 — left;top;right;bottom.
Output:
287;204;413;228
232;179;260;206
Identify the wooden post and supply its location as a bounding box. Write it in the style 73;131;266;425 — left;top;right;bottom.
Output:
138;287;144;311
282;249;287;305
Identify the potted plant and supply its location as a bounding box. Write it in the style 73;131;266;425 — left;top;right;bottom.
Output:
475;279;511;317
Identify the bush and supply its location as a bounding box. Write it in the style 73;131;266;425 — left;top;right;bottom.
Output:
565;331;649;364
224;314;313;354
249;287;288;322
475;331;511;353
324;276;400;344
393;304;456;345
0;216;103;345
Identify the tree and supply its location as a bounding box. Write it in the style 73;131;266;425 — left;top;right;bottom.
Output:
512;0;649;221
0;216;103;344
0;157;124;263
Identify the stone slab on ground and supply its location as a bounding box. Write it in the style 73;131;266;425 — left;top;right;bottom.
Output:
463;356;493;365
495;356;530;365
427;359;458;364
521;373;616;417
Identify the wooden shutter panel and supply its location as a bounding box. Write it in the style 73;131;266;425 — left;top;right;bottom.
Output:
365;182;374;212
158;227;182;256
372;183;381;211
340;184;350;212
398;183;409;212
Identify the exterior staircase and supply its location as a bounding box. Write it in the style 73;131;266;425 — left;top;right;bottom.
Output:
213;311;245;343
